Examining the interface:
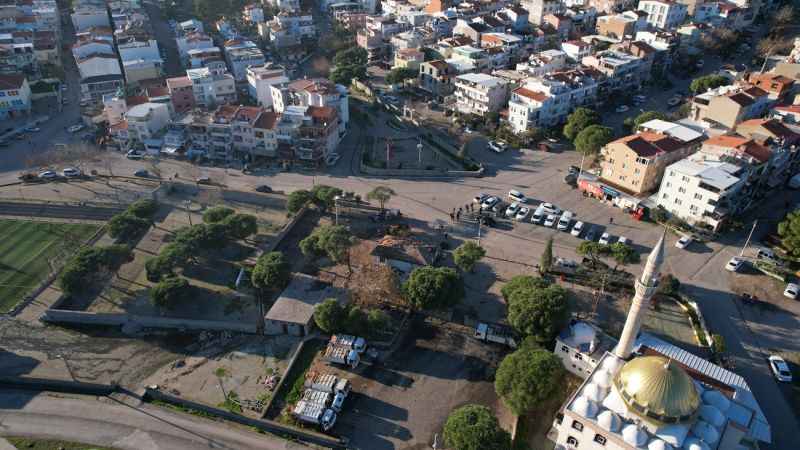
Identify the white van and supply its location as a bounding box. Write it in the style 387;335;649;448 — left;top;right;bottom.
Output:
531;205;546;224
557;211;573;231
508;189;528;203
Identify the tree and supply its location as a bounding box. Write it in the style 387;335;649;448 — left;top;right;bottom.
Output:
366;186;396;211
367;309;390;333
563;107;599;141
540;237;553;274
507;283;569;344
632;111;667;130
609;242;640;271
59;245;133;295
443;404;512;450
778;210;800;257
151;276;190;309
223;213;258;239
310;185;343;211
128;199;158;219
145;254;173;282
314;298;346;333
701;28;739;56
403;266;464;310
453;241;486;272
345;306;369;336
494;344;564;415
657;273;681;297
574;125;613;155
203;206;235;223
773;5;796;29
300;225;353;270
333;47;367;67
108;212;150;241
331;47;367;85
251;251;290;293
385;67;417;85
690;74;729;94
500;275;549;302
287;189;313;215
577;241;610;268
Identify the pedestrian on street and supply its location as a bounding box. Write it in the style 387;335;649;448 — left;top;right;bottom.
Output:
609;217;614;224
449;213;454;222
456;211;461;220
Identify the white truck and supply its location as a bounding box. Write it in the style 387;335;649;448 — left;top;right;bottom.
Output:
292;400;337;431
475;323;518;348
305;373;352;412
323;344;361;369
330;334;366;353
557;211;574;231
302;388;332;406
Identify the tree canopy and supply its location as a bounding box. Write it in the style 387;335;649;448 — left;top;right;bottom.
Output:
577;241;610;268
507;282;569;344
385;67;418;85
310;185;344;211
366;186;396;211
443;404;512;450
541;237;553;274
59;245;132;295
690;74;729;94
331;47;367;85
500;275;549;302
574;125;613;155
403;266;464;310
314;298;346;333
609;242;640;269
778;211;800;257
151;276;190;309
287;189;314;215
127;199;158;219
108;212;150;241
203;206;235;224
222;213;258;240
563;107;599;141
300;224;353;269
251;251;290;293
494;343;564;415
453;241;486;272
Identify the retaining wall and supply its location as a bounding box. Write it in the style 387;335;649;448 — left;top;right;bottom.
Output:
40;309;259;333
0;376;117;396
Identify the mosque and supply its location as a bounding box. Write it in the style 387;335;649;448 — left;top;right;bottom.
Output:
551;231;771;450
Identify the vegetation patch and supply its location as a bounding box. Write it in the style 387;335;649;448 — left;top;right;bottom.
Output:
5;437;114;450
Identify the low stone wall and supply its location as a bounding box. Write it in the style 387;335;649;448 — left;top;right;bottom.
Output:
145;388;347;449
360;161;484;178
0;376;117;396
40;309;259;333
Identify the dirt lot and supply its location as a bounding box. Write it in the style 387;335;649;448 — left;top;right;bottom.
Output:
143;335;300;418
0;177;159;205
334;317;512;450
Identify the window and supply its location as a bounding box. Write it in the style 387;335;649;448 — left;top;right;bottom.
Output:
0;92;5;97
662;193;669;199
689;205;698;212
567;436;579;447
594;434;607;445
678;187;686;193
666;182;671;188
674;199;682;205
694;193;702;200
574;353;582;360
682;176;689;182
572;420;584;431
561;345;569;353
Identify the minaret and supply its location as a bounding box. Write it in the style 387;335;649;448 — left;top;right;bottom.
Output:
614;228;666;360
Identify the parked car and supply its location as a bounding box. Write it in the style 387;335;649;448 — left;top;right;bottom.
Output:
584;227;597;241
571;221;584;237
25;126;40;132
505;202;520;218
515;207;531;221
531;206;545;224
725;257;745;272
675;235;693;249
481;196;500;210
617;236;630;245
555;258;578;269
62;167;81;177
615;105;629;113
134;169;149;177
557;211;573;231
473;193;490;204
667;96;682;107
489;140;508;153
539;202;561;215
38;170;57;180
756;248;782;266
783;283;799;300
67;124;84;133
599;232;612;245
126;150;144;160
508;189;528;203
255;185;272;193
768;355;793;382
544;214;558;227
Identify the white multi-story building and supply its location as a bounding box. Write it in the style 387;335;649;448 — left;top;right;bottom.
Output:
264;0;300;13
76;53;122;79
71;5;110;32
71;39;114;59
117;37;160;62
582;50;649;93
523;0;566;25
509;69;601;131
247;65;289;108
186;61;237;108
176;32;214;65
223;39;265;81
516;49;569;77
178;19;204;34
637;0;688;30
125;102;172;142
0;73;31;119
454;73;508;116
287;78;349;136
561;40;593;61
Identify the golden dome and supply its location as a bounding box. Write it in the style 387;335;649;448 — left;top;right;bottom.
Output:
613;356;700;424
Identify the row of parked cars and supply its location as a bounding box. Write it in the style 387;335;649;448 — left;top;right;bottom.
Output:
474;190;630;246
21;167;82;181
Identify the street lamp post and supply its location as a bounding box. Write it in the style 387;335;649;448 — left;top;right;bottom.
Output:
417;139;423;168
334;195;341;225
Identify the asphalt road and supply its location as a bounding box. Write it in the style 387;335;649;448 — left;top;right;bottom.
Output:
0;390;311;450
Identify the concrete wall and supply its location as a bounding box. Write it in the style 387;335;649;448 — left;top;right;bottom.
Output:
40;309;259;333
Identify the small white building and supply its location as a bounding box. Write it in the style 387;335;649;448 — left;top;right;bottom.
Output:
186;61;237;108
0;74;31;119
264;273;344;336
246;65;289;108
71;6;110;32
561;40;593;61
637;0;688;30
223;39;265;81
454;73;508;116
126;102;172;143
76;53;122;80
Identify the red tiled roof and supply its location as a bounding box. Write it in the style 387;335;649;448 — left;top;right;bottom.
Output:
254;111;278;129
704;134;750;148
613;132;685;157
235;106;263;123
514;87;548;102
742;141;772;163
166;76;192;89
726;92;754;107
308;105;337;121
126;96;148;107
0;74;25;90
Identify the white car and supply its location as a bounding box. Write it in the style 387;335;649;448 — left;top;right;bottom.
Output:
725;256;745;272
599;232;612;245
473;193;490;204
25;126;40;132
505;202;520;218
615;105;629;113
544;214;558;227
768;355;793;382
126;150;144;160
62;167;81;177
515;207;531;221
481;196;500;210
617;236;630;245
675;236;693;249
783;283;799;300
571;221;584;237
325;153;341;166
38;170;57;180
508;189;528;203
489;140;508;153
540;202;561;215
67;124;84;133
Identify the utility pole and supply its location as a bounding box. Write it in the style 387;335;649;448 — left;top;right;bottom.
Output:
417;138;423;168
740;220;758;257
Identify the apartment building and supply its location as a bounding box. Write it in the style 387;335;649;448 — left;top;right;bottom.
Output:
637;0;688;30
656;158;745;230
419;59;455;100
690;85;770;130
0;73;30;118
599;129;698;195
186;61;236;108
698;132;797;190
736;118;800;146
266;13;315;48
166;75;194;112
509;69;602;132
176;32;214;65
247;64;289;108
125;101;171;142
454;73;508;117
264;0;300;13
76;53;121;80
71;4;110;32
187;47;223;68
71;39;113;59
252;111;279;157
523;0;566;25
295;105;339;164
223;39;265;82
582;50;650;94
516;49;568;77
745;72;795;101
286;78;349;136
80;73;124;103
393;48;424;70
561;40;592;61
123;58;162;85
